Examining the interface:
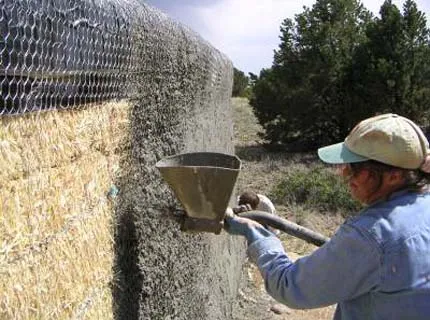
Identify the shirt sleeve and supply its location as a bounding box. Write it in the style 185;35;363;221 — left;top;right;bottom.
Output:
247;223;381;309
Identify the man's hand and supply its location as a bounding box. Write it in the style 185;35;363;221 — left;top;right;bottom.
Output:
224;207;263;236
232;204;253;214
224;207;275;244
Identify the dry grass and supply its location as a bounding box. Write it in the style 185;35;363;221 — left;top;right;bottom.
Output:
232;97;264;147
0;101;130;319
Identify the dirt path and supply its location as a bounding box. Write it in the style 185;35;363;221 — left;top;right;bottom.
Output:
231;97;337;320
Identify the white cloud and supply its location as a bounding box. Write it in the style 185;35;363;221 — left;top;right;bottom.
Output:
193;0;315;73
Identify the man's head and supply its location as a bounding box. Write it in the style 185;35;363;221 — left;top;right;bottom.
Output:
318;114;430;204
318;114;430;169
238;191;260;210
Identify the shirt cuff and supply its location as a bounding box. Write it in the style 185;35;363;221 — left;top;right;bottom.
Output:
247;236;285;264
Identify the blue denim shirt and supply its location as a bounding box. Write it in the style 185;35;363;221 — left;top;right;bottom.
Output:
248;190;430;320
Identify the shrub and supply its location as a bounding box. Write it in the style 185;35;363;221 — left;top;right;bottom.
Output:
271;165;361;216
232;68;249;97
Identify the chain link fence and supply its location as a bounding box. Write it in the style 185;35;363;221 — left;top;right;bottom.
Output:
1;0;223;115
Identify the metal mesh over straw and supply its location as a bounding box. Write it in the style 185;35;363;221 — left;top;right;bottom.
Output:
0;0;221;115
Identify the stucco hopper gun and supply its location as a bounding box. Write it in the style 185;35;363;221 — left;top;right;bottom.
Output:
156;152;329;247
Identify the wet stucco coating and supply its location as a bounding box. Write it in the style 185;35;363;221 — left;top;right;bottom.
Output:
112;3;246;320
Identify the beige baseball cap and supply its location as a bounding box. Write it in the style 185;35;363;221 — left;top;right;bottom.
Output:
318;114;430;169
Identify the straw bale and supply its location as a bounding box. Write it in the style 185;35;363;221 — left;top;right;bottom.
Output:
72;286;112;320
0;101;130;319
1;153;114;257
0;101;129;186
0;203;113;319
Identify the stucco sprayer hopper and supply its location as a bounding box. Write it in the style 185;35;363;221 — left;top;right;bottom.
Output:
156;152;241;234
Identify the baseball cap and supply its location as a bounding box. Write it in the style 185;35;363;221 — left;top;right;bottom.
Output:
318;113;430;170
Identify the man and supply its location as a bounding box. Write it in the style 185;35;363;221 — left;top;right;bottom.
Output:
225;114;430;319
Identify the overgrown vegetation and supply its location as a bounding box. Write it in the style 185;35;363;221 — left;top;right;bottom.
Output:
271;165;361;216
232;67;249;97
250;0;430;149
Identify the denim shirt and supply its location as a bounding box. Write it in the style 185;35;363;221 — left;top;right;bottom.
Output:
248;190;430;320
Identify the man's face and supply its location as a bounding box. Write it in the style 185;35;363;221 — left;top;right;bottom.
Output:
340;164;379;204
340;164;405;205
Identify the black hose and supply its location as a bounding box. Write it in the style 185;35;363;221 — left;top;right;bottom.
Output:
238;211;329;247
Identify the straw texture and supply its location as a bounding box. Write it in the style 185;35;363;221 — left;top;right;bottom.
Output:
0;101;130;319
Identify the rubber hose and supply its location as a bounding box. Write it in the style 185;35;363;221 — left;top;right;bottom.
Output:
238;210;329;247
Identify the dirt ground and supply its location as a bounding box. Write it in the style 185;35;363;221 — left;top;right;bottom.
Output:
230;97;344;320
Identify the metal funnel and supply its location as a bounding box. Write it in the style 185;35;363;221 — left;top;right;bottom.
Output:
156;152;241;234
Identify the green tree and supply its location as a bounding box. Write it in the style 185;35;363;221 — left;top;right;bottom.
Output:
251;0;371;148
232;68;249;97
348;0;430;122
251;0;430;149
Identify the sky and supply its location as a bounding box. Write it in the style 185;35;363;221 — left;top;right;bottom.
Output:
146;0;430;75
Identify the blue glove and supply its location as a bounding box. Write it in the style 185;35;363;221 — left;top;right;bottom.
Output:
224;208;274;244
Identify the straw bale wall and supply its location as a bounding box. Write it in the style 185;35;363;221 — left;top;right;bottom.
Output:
1;3;245;320
1;102;129;319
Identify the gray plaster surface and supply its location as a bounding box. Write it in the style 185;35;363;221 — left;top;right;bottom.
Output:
111;4;245;319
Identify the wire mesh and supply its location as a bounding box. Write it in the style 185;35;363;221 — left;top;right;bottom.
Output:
1;0;226;115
